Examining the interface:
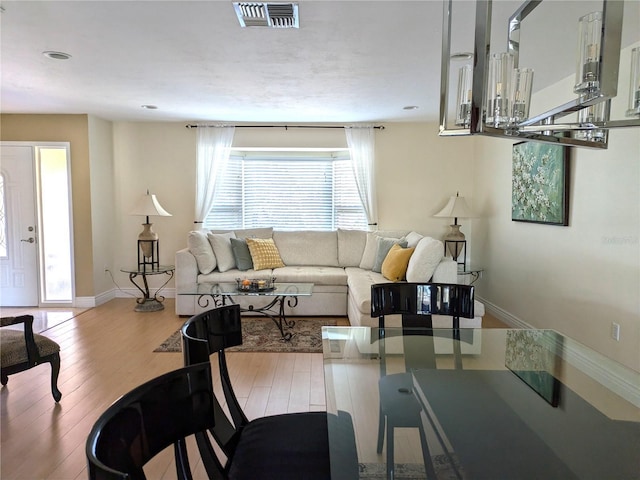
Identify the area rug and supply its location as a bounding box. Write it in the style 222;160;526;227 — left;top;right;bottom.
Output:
154;317;338;353
358;456;463;479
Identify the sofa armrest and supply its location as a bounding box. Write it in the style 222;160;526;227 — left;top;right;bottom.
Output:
432;257;457;283
175;248;198;291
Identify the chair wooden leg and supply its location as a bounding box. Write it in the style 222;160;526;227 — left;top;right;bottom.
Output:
1;371;8;386
49;354;62;402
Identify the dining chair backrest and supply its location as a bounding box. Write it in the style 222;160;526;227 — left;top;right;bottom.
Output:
371;282;475;329
86;363;215;480
181;304;248;430
371;282;475;371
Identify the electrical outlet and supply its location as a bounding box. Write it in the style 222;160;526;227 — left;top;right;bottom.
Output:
611;322;620;341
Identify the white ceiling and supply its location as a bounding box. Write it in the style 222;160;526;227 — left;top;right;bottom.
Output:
1;1;638;124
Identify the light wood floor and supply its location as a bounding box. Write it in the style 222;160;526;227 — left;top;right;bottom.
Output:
0;298;507;479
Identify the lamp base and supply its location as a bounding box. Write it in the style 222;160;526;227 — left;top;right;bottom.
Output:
138;227;160;271
443;224;466;267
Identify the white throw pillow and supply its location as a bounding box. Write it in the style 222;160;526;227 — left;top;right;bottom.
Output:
207;232;237;272
187;230;216;274
359;232;381;270
337;228;367;267
405;231;424;248
406;237;444;282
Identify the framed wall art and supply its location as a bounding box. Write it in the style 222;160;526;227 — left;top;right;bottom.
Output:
512;141;570;225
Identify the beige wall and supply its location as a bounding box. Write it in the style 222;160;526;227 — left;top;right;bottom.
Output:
471;45;640;372
88;116;116;299
0;114;95;298
112;122;196;290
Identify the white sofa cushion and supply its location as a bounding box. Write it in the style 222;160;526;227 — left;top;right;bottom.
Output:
272;266;348;285
345;267;387;317
198;268;272;283
207;232;237;272
187;230;216;274
406;237;444;282
273;231;339;266
234;227;273;239
337;229;367;267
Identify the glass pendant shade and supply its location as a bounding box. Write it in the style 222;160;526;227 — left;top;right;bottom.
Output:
510;68;534;124
455;65;473;127
627;47;640;117
574;101;607;142
485;53;514;127
574;11;603;94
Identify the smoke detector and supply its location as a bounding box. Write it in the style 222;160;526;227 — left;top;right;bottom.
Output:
233;2;299;28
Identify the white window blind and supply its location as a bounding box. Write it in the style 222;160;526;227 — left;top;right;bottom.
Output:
205;151;368;231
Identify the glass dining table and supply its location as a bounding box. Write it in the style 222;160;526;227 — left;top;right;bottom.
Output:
322;327;640;480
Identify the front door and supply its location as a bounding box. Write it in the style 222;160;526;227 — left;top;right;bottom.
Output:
0;145;39;306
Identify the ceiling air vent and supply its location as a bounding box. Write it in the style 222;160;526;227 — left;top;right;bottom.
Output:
233;2;299;28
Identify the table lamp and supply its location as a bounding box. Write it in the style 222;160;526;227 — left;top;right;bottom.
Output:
130;190;172;270
434;192;474;267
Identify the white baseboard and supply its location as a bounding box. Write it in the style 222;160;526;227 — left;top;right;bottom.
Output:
75;288;175;306
74;296;96;308
114;288;176;298
477;295;640;408
95;289;116;306
476;295;532;329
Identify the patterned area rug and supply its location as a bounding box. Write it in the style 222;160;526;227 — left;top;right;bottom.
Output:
359;456;463;479
154;317;338;353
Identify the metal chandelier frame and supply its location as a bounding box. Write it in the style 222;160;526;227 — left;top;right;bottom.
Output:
439;0;640;149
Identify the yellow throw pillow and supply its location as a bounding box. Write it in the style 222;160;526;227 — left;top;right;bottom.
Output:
246;237;285;270
381;244;415;282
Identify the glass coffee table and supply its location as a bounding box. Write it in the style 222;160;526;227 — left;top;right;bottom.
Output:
179;282;314;341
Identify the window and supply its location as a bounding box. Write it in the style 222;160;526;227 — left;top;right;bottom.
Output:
205;150;368;231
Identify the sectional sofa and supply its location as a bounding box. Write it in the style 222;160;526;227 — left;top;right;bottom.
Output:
175;228;484;327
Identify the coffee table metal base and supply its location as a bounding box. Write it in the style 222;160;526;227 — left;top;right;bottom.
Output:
196;293;300;341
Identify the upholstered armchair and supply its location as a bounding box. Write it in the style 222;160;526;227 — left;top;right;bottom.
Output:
0;315;62;401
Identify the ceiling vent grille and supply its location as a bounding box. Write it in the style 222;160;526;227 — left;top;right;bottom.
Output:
233;2;299;28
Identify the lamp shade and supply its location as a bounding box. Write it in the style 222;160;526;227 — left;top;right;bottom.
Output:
434;195;474;220
129;192;172;217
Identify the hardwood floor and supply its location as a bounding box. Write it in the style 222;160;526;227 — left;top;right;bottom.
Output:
0;298;507;479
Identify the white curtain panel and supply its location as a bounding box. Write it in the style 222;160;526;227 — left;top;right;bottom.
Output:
345;125;378;229
194;125;235;229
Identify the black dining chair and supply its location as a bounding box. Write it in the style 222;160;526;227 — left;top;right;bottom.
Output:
86;362;216;480
181;304;359;480
370;282;475;480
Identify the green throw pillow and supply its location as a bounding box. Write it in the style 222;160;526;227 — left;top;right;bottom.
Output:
230;238;254;271
372;237;407;273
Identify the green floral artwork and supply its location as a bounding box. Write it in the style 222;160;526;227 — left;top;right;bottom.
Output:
512;142;569;225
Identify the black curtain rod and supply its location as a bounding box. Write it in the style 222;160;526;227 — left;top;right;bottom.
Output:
185;124;384;130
